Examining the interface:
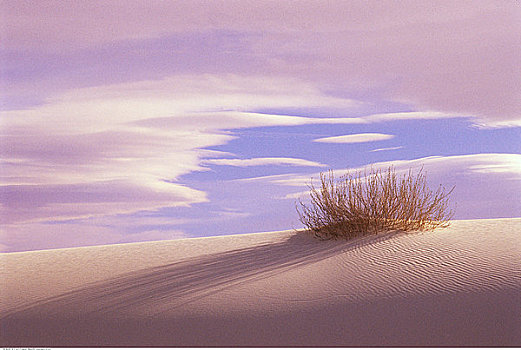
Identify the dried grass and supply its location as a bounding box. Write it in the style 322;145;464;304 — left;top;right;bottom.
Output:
296;166;454;239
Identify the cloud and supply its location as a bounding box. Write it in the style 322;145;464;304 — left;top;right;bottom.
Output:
271;153;521;187
2;75;359;133
370;146;404;152
134;111;366;132
364;153;521;180
314;133;395;144
362;111;463;123
4;2;520;125
0;180;206;224
471;119;521;129
2;1;512;49
245;153;521;221
0;74;360;224
468;155;521;177
202;157;326;167
256;3;521;125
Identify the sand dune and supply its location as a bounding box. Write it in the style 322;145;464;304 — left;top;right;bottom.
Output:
1;218;520;346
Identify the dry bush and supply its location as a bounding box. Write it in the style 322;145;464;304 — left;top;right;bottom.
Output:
296;166;454;239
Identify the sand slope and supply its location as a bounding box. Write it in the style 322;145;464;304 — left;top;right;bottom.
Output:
1;218;520;346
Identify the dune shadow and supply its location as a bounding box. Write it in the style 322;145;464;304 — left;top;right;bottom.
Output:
3;231;402;319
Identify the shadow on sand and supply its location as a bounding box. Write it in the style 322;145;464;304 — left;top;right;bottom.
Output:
3;230;519;347
2;231;401;319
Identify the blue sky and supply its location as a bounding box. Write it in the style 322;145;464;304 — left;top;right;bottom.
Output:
1;1;520;252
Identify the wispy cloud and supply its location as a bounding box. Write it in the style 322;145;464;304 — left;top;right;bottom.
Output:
203;157;326;167
370;146;404;153
263;153;521;222
0;181;207;225
468;155;521;176
314;133;395;144
272;153;521;187
0;74;359;224
362;111;462;122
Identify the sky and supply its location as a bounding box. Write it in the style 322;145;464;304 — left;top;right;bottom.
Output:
1;1;520;252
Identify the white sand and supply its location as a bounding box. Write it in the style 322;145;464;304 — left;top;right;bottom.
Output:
1;218;520;346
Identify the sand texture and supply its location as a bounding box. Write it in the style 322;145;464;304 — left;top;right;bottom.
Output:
1;218;520;346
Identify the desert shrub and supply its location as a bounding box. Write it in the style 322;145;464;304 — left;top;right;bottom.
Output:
296;166;454;239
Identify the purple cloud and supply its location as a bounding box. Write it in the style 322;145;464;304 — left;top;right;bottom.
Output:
3;1;519;124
